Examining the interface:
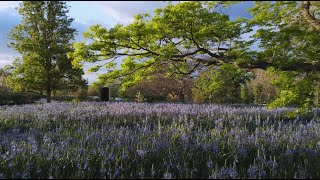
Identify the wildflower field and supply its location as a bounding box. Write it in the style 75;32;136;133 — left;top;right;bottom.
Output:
0;102;320;179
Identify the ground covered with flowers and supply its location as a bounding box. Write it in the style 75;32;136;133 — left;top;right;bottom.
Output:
0;102;320;179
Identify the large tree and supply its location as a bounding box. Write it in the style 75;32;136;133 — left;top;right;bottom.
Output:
248;1;320;111
71;1;319;109
8;1;85;103
70;2;251;89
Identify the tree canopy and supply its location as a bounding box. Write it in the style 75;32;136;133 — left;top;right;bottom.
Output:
248;1;320;111
70;2;252;88
70;1;319;110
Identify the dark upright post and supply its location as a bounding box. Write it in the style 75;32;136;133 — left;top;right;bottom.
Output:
100;87;109;101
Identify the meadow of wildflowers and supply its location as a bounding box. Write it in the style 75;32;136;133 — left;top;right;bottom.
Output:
0;102;319;179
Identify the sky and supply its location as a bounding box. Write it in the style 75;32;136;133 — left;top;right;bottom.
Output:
0;1;254;84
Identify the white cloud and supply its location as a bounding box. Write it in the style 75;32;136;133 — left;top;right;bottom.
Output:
0;54;21;67
91;1;177;25
83;73;99;85
0;55;10;61
0;59;13;67
0;60;11;66
0;1;20;12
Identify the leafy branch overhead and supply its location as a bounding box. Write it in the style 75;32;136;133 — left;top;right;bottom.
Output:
71;1;320;89
248;1;320;72
70;2;254;88
69;1;320;110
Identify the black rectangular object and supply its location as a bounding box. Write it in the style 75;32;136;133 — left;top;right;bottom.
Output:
99;87;109;101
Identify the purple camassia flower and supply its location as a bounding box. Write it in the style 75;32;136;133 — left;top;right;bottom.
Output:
247;165;259;179
239;147;247;158
181;133;189;142
217;167;238;179
138;171;145;178
163;172;172;179
137;149;148;158
112;167;122;178
207;160;214;168
286;149;297;155
261;170;267;178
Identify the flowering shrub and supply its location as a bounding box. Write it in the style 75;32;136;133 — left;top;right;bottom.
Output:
0;102;319;179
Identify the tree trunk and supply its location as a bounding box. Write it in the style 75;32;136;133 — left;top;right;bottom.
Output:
302;1;320;31
178;91;184;102
47;88;51;103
